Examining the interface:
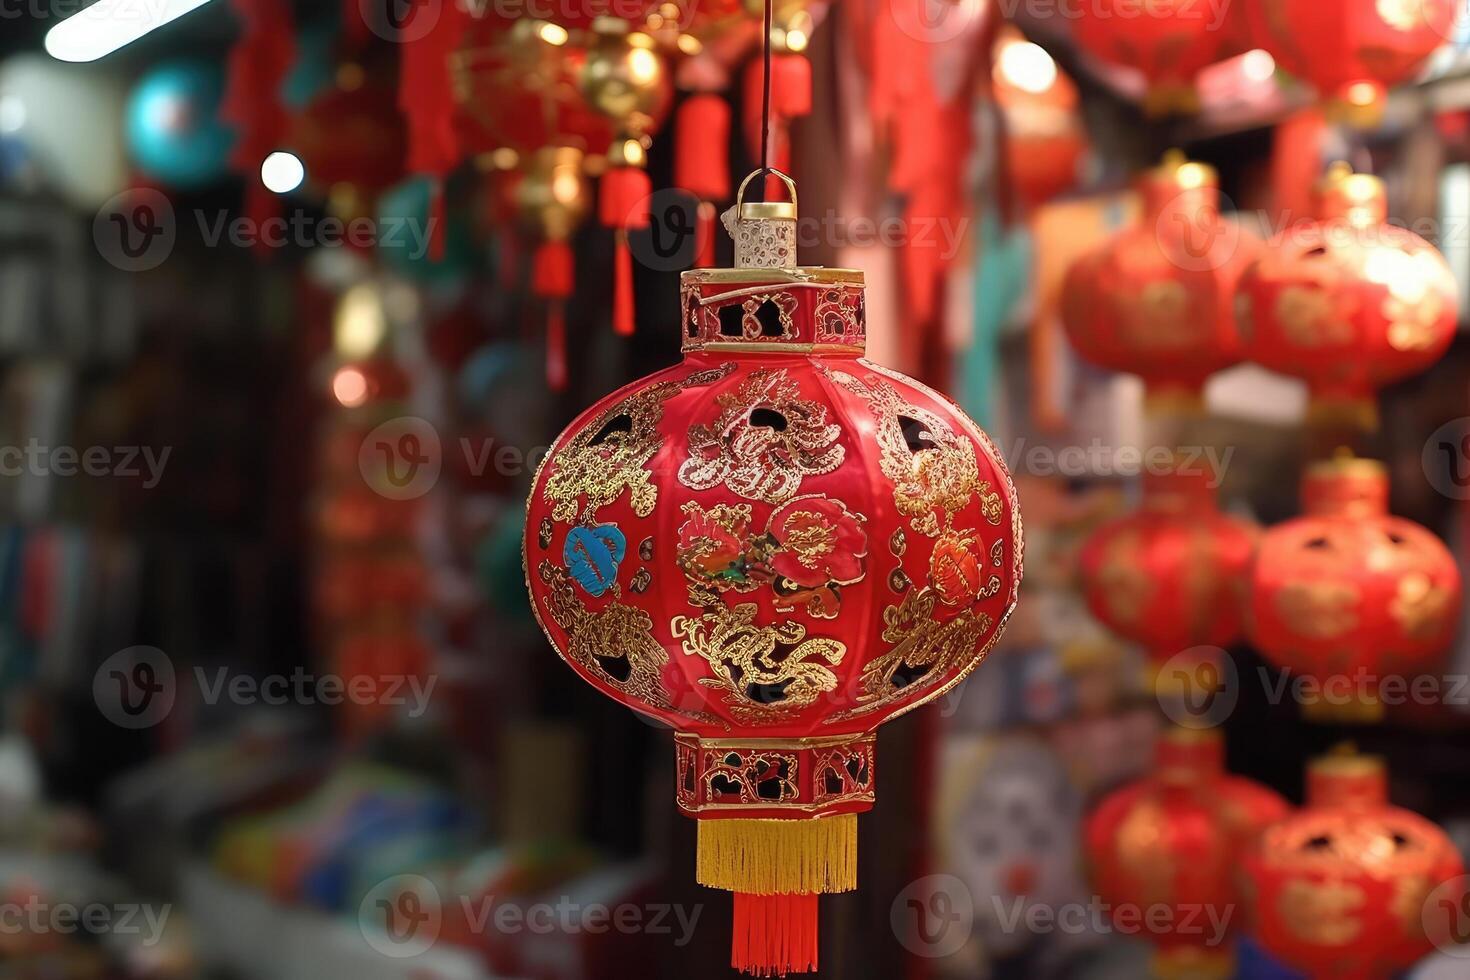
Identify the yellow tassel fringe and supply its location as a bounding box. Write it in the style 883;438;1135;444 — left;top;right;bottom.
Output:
696;814;858;895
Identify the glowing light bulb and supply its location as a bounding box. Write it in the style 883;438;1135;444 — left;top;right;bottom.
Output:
1241;48;1276;83
261;151;305;194
332;366;370;408
998;41;1058;95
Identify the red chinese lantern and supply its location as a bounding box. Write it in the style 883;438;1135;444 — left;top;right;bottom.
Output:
1245;752;1465;979
1086;728;1290;979
1248;457;1462;723
292;73;406;221
1062;153;1262;404
992;30;1087;211
1236;164;1458;429
1077;465;1256;687
1244;0;1456;126
1071;0;1234;114
524;171;1022;976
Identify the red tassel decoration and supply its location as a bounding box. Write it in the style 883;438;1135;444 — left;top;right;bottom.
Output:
599;162;651;336
731;893;819;977
220;0;294;260
398;0;464;261
613;235;635;336
532;240;575;392
676;94;731;269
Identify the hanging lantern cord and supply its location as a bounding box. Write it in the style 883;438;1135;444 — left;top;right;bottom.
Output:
759;0;773;196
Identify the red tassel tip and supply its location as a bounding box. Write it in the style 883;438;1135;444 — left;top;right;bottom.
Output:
731;893;819;977
613;232;635;337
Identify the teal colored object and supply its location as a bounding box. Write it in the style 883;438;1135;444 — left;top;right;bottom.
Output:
477;511;533;624
282;23;335;109
125;61;235;189
564;524;626;597
961;207;1032;429
376;177;475;284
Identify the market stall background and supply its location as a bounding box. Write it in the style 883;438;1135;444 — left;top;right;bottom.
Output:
2;1;1470;979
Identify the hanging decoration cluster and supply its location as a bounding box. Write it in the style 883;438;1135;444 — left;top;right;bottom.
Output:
524;171;1022;976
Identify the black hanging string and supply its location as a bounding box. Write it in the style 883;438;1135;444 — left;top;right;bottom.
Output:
759;0;773;197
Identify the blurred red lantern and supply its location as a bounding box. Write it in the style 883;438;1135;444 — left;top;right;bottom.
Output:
992;30;1088;211
292;74;406;218
1248;457;1461;723
1236;164;1457;428
1244;0;1457;126
1085;728;1289;979
1246;753;1465;979
1071;0;1235;114
524;173;1022;976
1077;466;1256;685
1062;153;1262;403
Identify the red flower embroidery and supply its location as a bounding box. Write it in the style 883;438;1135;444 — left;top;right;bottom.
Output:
768;496;868;588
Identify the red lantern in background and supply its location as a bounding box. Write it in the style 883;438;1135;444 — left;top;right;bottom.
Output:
524;172;1022;976
1071;0;1234;114
1077;465;1256;687
1236;164;1458;428
1062;153;1262;404
1244;0;1457;126
1248;458;1462;723
292;72;406;220
1085;728;1289;979
1246;753;1465;979
992;30;1088;212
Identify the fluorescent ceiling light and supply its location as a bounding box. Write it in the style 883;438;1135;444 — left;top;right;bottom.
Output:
46;0;217;63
